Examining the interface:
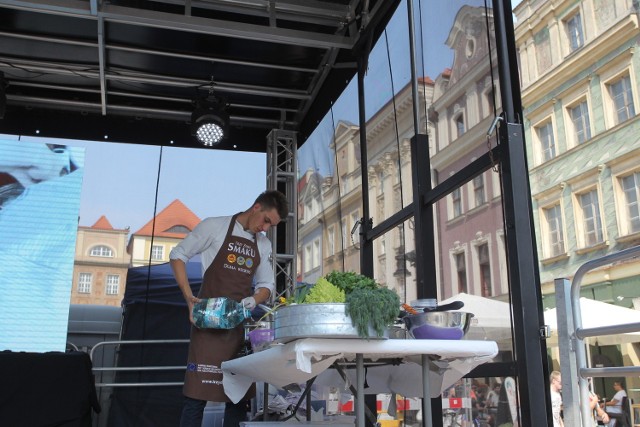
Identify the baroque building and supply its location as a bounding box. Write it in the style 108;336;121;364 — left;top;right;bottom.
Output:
71;216;130;306
430;5;507;301
515;0;640;394
515;0;640;306
128;199;200;267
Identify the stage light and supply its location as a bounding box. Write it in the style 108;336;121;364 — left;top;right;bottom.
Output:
191;95;229;147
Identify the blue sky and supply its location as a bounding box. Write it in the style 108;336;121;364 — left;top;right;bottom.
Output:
1;134;266;232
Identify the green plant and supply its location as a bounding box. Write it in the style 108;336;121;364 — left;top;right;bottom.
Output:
345;286;400;338
321;271;400;338
303;277;345;303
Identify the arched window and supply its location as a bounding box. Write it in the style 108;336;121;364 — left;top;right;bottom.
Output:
455;114;465;137
90;245;114;257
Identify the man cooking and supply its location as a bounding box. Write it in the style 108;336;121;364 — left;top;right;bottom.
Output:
170;190;288;427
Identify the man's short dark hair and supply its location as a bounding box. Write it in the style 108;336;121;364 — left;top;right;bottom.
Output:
255;190;288;220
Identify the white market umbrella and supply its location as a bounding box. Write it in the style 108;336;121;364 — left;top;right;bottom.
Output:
544;297;640;346
439;292;513;344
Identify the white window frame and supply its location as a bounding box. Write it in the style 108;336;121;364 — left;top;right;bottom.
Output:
455;113;465;138
312;239;321;269
327;226;335;256
573;186;605;249
541;202;566;259
450;246;468;294
607;74;636;126
534;119;556;164
476;241;492;297
563;10;584;54
151;245;164;261
304;200;313;223
340;174;349;195
90;245;114;257
304;243;313;273
599;57;637;129
616;171;640;236
106;274;120;295
567;98;592;147
472;173;486;208
449;187;463;220
78;273;92;294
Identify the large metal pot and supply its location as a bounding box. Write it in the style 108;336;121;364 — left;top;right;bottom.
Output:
402;311;473;340
273;303;388;342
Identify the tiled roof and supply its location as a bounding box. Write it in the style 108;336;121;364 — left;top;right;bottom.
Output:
132;199;201;238
91;215;114;230
419;76;435;85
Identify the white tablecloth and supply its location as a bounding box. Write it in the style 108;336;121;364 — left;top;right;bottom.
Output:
221;338;498;403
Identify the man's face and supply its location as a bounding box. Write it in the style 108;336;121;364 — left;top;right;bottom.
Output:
246;204;281;234
552;376;562;391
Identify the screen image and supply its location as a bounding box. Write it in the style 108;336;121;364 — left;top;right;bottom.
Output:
0;139;85;352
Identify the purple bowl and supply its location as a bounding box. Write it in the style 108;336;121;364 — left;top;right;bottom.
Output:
402;311;473;340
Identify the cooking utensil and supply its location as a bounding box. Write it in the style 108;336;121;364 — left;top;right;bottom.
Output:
402;311;473;340
423;300;465;312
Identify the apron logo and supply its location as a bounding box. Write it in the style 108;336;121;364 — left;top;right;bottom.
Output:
227;254;237;263
227;242;256;258
245;258;253;268
237;256;245;266
187;363;197;371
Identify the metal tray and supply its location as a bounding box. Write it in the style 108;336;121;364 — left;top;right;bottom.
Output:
273;303;388;342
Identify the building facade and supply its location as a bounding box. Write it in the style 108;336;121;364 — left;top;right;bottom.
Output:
71;216;130;306
515;0;640;306
515;0;640;396
430;5;508;301
128;199;200;267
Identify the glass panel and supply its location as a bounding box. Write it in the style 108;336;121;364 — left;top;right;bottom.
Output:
373;219;417;304
435;184;513;358
363;1;413;223
442;377;520;427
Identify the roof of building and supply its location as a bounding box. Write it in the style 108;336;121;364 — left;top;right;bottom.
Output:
132;199;201;238
91;215;114;230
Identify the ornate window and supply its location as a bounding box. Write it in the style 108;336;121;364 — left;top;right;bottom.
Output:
565;12;584;53
608;74;636;125
543;204;565;257
90;245;113;257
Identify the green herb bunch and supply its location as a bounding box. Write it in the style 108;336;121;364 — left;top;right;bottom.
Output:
324;271;378;294
345;286;400;338
322;271;400;338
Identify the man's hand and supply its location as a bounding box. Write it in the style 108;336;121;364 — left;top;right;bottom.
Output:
186;295;200;326
241;296;256;310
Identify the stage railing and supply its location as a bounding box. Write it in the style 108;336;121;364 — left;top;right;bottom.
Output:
555;245;640;426
90;339;189;388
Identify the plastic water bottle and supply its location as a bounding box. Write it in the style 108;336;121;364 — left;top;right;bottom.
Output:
192;297;252;329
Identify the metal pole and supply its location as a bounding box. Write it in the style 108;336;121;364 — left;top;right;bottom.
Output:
492;0;550;423
406;0;420;137
421;354;433;427
356;353;365;427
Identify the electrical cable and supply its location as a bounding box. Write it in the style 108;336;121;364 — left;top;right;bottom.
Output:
329;105;346;272
384;29;408;303
139;145;164;382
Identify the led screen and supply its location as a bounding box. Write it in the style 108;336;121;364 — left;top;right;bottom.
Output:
0;139;84;352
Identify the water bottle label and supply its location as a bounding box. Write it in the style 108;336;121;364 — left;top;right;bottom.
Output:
193;297;249;329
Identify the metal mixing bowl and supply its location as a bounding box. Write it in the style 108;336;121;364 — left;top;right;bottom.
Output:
402;311;474;340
